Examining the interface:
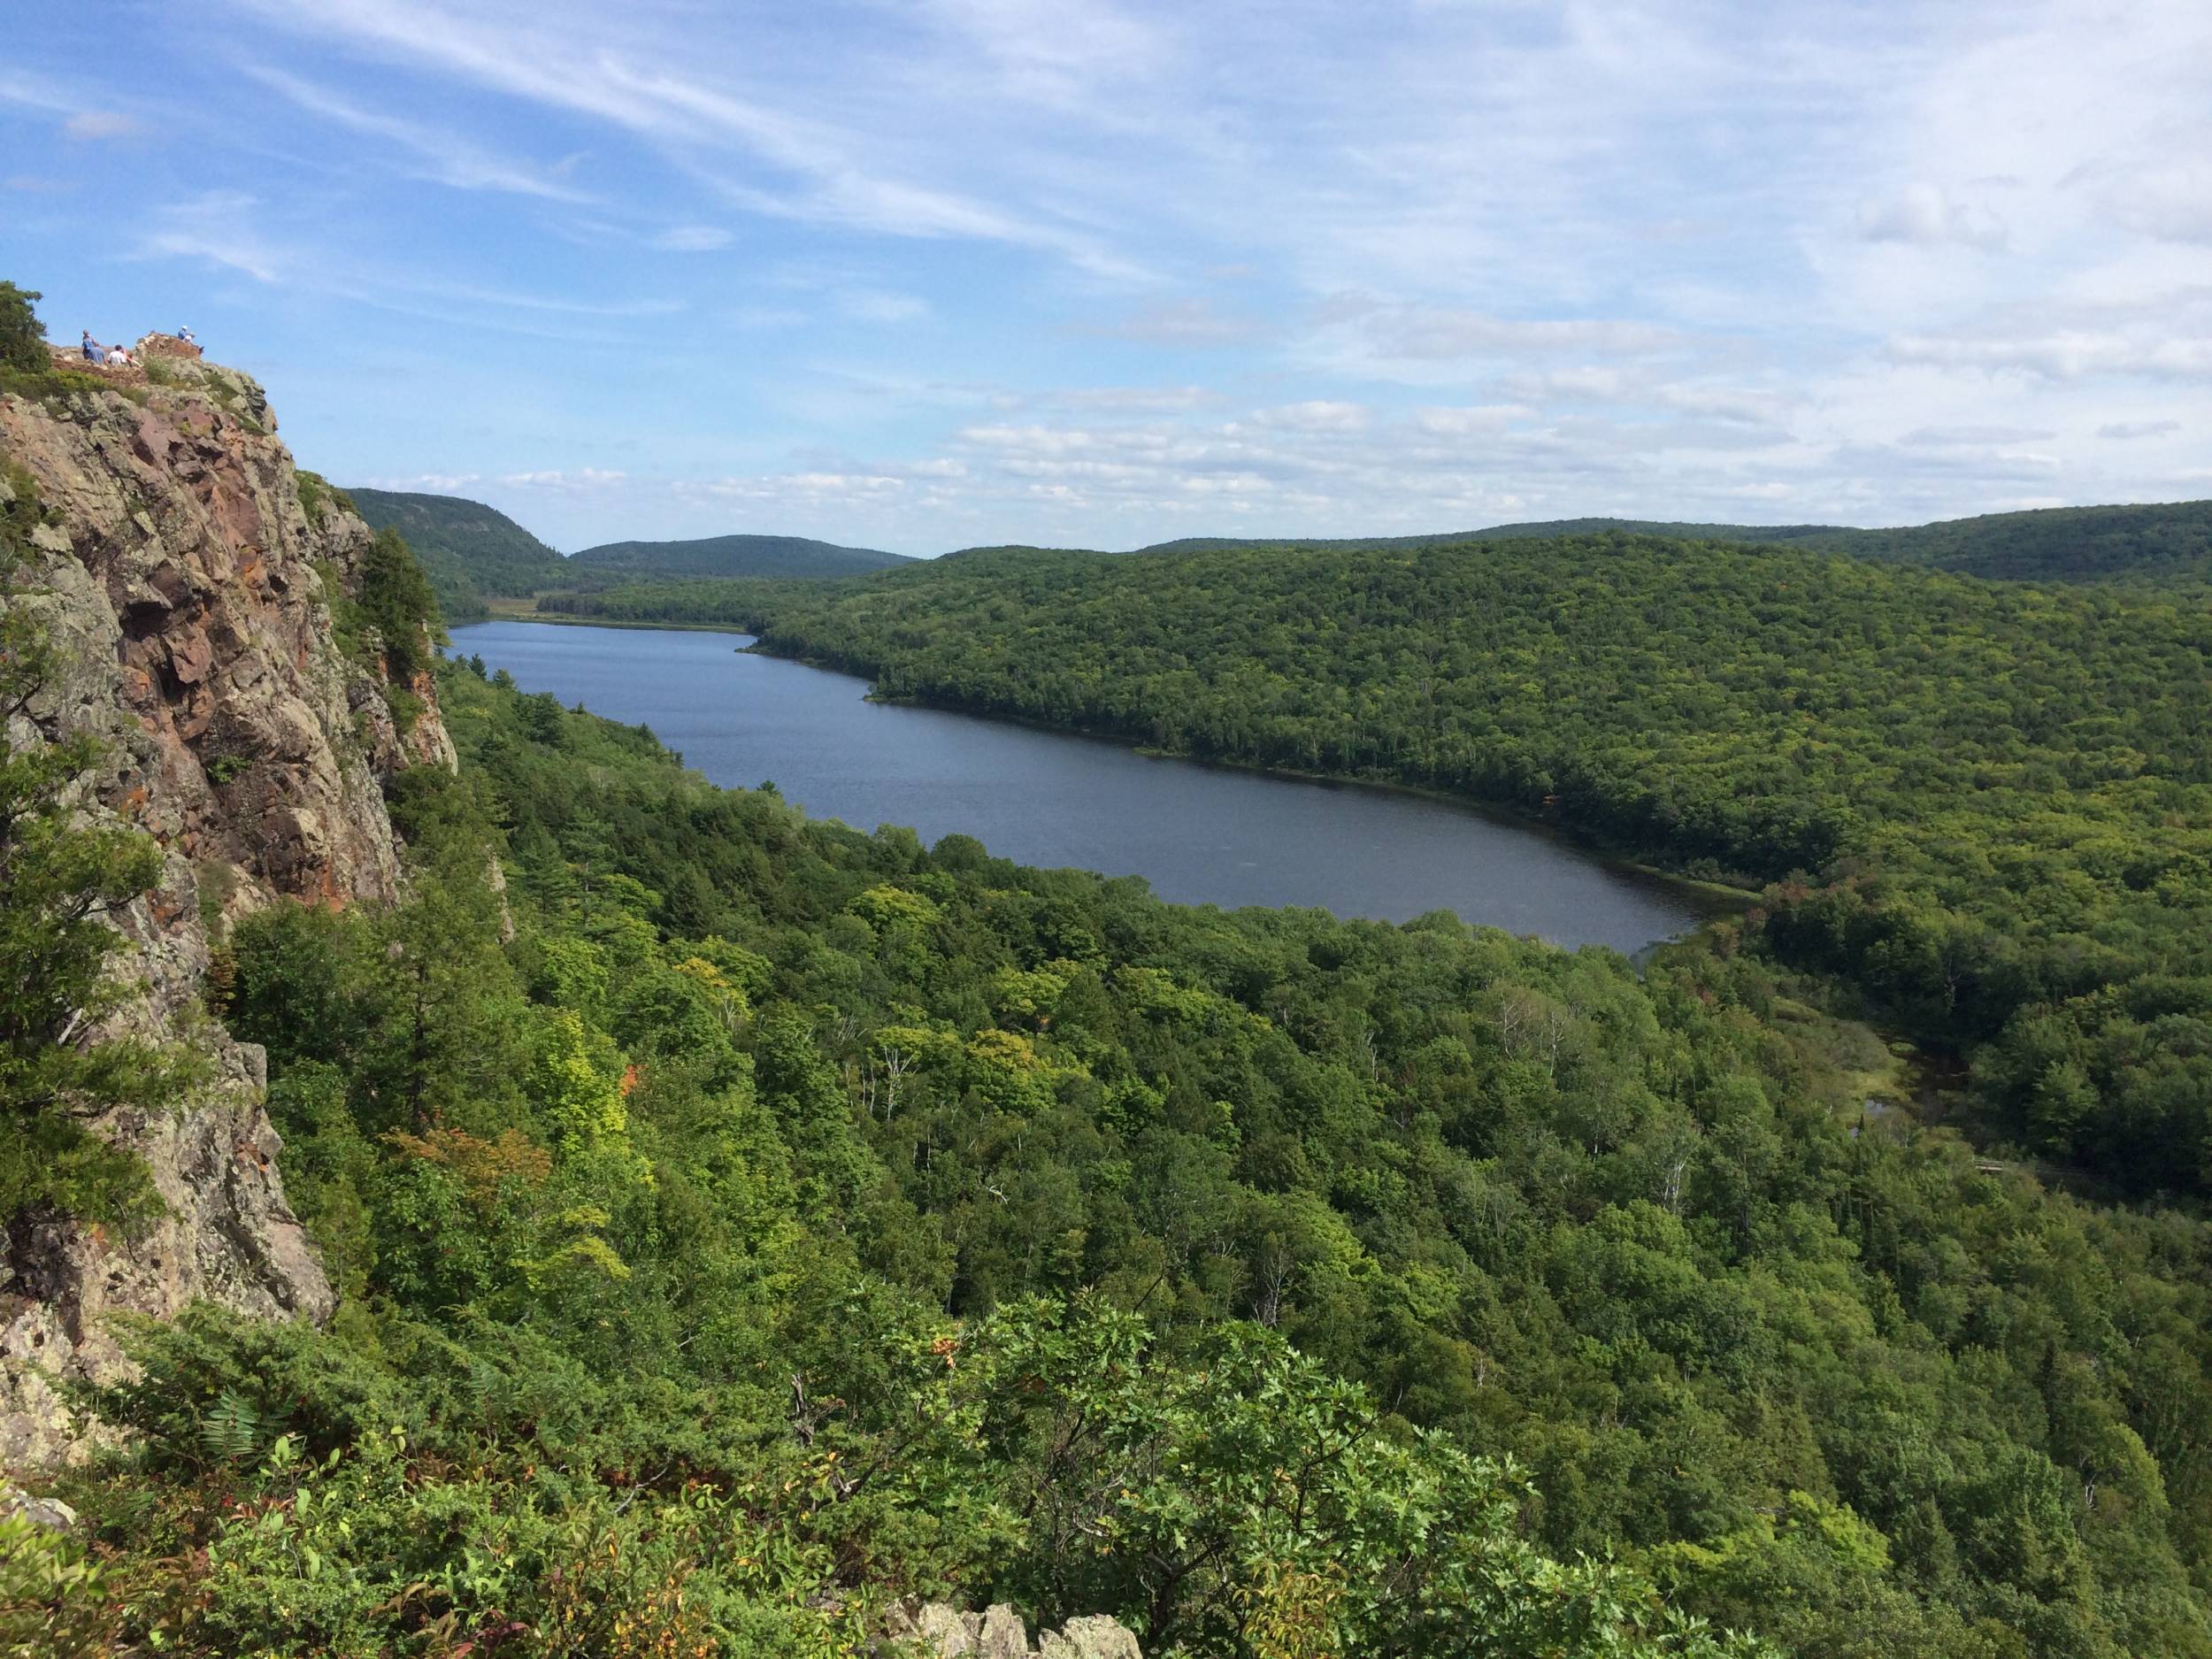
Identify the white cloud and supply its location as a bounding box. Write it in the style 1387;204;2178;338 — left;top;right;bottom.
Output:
246;65;591;201
651;225;734;251
366;472;484;491
1047;385;1222;412
37;0;2212;550
1248;401;1368;434
2;71;142;142
229;0;1148;278
1855;183;2007;250
499;467;630;488
1377;310;1680;362
134;192;294;283
840;290;930;324
62;110;141;142
1413;404;1532;437
2073;157;2212;245
1889;328;2212;382
1087;298;1266;347
1901;425;2057;446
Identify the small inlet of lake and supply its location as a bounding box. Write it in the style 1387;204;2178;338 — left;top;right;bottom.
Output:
451;621;1734;953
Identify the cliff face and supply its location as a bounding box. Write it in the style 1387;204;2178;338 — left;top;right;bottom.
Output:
0;343;452;1468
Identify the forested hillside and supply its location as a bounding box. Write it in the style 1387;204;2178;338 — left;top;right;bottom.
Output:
1133;500;2212;587
33;610;2212;1655
705;535;2212;1201
572;531;910;581
348;488;569;622
1817;500;2212;585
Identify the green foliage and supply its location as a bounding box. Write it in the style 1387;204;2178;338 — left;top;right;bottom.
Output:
357;526;445;685
0;472;194;1227
0;280;46;373
1809;501;2212;586
44;647;2212;1655
347;487;570;624
1133;499;2212;587
961;1299;1763;1657
718;534;2212;1199
0;1513;119;1659
536;575;791;626
292;469;354;530
570;531;910;581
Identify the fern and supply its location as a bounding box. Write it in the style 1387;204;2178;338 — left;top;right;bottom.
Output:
198;1390;263;1463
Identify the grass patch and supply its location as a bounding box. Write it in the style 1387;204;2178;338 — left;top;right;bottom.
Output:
0;363;148;409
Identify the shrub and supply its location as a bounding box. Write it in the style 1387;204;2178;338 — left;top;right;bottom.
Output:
0;281;47;373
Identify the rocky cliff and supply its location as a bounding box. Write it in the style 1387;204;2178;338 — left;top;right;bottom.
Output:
0;340;452;1468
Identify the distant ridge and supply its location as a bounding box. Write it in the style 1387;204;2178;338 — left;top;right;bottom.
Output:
1132;499;2212;586
571;533;911;580
1131;518;1847;557
348;488;567;622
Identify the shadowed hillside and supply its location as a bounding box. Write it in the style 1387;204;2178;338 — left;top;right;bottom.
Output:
349;488;568;621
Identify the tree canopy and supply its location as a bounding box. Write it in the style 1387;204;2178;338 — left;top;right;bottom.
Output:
20;641;2212;1655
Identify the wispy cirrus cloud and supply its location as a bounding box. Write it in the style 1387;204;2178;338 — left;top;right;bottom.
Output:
244;65;593;201
227;0;1151;278
0;68;140;140
14;0;2212;552
649;225;733;252
134;191;296;283
63;110;142;142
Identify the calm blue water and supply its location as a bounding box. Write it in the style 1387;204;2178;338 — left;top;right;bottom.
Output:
452;622;1724;951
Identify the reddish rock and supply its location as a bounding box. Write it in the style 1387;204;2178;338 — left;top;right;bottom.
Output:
0;349;456;1469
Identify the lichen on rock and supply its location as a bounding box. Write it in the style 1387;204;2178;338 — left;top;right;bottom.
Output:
884;1601;1142;1659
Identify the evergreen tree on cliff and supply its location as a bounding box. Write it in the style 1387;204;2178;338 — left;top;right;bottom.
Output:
0;466;192;1225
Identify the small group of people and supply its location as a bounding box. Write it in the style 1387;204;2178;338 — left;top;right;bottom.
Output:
78;325;194;366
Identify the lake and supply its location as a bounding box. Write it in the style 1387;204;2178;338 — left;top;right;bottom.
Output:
451;621;1730;952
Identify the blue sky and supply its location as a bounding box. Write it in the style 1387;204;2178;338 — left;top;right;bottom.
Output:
5;1;2209;555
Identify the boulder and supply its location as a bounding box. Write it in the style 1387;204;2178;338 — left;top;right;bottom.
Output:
894;1601;1141;1659
1039;1617;1144;1659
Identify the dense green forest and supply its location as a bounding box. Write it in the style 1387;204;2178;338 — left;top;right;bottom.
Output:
338;489;915;623
558;534;2212;1203
348;488;572;623
1133;501;2212;588
536;574;804;626
1808;502;2212;586
572;532;910;582
17;509;2212;1654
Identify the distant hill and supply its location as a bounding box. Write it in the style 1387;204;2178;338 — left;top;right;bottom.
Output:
1133;499;2212;586
570;534;910;580
1132;519;1845;557
348;488;567;622
1801;501;2212;584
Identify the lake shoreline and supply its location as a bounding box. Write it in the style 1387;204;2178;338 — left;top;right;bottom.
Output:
480;609;759;635
731;639;1759;917
451;619;1732;951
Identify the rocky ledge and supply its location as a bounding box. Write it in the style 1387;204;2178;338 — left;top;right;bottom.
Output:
887;1602;1142;1659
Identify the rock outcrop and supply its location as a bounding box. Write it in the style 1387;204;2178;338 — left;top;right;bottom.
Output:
0;342;452;1468
887;1602;1142;1659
